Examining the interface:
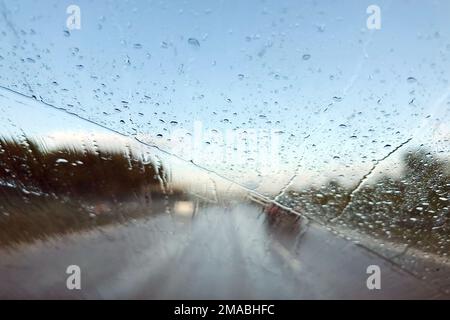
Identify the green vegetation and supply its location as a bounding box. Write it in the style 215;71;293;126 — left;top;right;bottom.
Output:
282;150;450;255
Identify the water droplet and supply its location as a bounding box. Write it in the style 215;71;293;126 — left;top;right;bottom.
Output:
188;38;200;47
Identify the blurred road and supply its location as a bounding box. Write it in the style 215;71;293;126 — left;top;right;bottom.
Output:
0;202;448;299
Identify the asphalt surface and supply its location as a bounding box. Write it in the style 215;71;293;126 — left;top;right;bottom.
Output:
0;202;448;299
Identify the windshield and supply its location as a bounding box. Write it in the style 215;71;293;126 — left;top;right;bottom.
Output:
0;0;449;299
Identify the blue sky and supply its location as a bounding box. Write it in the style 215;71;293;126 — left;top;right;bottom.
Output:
0;0;449;192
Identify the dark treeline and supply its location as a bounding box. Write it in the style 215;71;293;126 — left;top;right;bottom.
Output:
0;137;167;200
282;149;450;255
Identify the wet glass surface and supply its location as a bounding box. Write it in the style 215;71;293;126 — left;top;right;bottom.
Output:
0;0;449;298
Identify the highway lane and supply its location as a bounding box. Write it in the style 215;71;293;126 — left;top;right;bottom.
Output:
0;201;448;299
